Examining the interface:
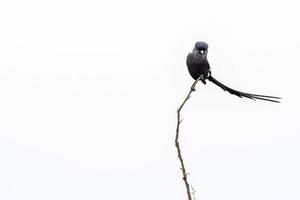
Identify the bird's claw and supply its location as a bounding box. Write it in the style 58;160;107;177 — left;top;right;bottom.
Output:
191;87;196;92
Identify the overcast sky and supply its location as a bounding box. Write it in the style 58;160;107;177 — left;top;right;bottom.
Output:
0;0;299;200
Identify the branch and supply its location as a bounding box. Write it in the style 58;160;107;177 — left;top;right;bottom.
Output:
175;75;203;200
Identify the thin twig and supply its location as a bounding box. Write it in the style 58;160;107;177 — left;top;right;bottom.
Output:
175;75;203;200
191;185;196;200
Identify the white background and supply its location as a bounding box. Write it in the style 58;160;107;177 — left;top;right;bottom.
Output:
0;0;299;200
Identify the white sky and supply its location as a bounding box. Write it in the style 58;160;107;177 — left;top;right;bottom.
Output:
0;0;299;200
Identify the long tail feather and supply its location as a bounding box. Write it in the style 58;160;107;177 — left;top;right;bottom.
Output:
208;76;281;103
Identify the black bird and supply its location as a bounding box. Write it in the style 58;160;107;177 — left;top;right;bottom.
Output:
186;41;281;103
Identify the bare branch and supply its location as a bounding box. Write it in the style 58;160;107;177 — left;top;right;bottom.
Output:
175;75;203;200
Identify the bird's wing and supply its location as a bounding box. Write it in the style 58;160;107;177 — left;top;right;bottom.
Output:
208;75;281;103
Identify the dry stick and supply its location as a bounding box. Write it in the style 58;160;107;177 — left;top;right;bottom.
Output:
175;75;203;200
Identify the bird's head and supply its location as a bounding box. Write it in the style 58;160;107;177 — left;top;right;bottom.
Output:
193;41;208;55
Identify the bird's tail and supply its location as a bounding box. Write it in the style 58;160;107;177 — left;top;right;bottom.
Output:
208;76;281;103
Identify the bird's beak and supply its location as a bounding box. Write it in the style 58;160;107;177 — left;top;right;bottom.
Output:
199;50;207;56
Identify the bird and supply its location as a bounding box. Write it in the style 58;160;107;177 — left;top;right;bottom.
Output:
186;41;281;103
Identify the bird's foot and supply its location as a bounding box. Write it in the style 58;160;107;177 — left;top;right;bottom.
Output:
191;87;196;92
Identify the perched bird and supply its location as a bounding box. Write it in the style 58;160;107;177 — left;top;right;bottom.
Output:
186;41;281;103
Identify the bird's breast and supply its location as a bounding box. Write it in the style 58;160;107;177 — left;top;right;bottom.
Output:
186;53;210;80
